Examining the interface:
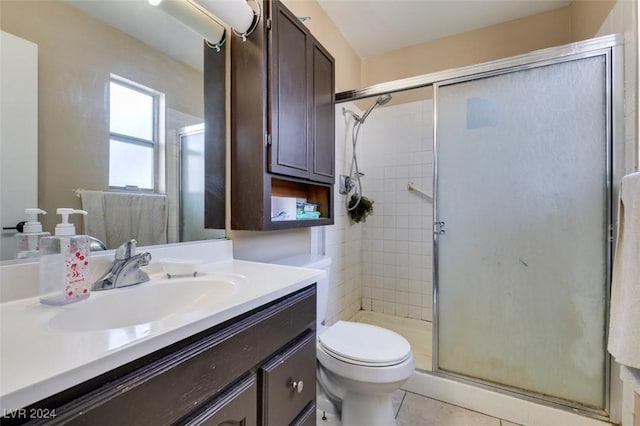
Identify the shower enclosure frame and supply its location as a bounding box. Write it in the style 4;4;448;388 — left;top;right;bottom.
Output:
335;34;625;420
432;45;616;418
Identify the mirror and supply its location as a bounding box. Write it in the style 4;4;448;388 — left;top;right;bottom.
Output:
0;0;226;260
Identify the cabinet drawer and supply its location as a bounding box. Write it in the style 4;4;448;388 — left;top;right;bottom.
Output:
291;401;316;426
260;332;316;425
184;374;257;426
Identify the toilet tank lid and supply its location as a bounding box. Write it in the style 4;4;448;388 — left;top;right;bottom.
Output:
271;254;332;270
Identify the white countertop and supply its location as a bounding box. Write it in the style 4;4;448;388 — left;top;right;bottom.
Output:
0;252;323;412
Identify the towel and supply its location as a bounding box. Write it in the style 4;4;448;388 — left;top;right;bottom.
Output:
608;172;640;369
78;190;108;245
79;190;167;249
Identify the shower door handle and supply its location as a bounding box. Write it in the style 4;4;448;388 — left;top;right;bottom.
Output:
434;221;446;235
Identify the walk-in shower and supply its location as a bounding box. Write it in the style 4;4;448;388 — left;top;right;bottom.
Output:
335;35;623;422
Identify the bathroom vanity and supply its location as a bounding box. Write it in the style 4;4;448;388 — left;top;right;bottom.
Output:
0;241;322;425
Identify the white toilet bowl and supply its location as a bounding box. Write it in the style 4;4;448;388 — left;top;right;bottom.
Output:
317;321;414;426
270;255;414;426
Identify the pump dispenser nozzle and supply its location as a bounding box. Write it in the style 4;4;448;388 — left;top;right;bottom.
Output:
54;208;87;236
23;208;47;233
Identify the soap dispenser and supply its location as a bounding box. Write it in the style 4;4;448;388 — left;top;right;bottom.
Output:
14;208;50;259
39;208;90;305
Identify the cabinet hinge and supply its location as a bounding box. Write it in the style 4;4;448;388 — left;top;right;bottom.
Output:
265;133;272;146
266;18;272;30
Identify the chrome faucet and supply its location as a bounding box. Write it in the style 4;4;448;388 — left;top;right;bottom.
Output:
91;240;152;291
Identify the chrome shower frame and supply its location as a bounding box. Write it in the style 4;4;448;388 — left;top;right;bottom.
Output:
335;34;627;421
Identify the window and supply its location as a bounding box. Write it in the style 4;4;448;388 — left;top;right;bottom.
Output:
109;78;159;190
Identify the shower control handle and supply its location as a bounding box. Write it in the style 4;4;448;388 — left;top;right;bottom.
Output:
290;379;304;393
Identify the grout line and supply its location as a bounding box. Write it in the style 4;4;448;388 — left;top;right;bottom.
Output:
395;391;407;419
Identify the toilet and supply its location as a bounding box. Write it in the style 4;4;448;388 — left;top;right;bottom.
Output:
271;255;414;426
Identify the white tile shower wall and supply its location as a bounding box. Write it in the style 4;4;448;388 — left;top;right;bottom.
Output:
323;103;364;325
359;99;434;321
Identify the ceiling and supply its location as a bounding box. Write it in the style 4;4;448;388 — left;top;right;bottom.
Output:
315;0;572;58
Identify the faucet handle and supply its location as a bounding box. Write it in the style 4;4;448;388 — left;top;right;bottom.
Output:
115;239;137;260
138;252;152;267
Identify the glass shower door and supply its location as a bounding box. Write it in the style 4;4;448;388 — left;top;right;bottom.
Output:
434;54;610;410
179;124;225;242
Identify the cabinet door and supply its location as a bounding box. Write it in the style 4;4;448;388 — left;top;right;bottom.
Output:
310;39;335;184
259;332;316;426
269;0;312;180
184;374;257;426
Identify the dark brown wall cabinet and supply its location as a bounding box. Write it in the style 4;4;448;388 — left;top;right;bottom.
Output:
16;286;317;426
232;0;335;230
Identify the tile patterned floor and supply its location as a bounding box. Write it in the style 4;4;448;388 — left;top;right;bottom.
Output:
394;390;523;426
319;389;523;426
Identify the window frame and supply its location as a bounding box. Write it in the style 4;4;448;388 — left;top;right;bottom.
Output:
108;76;161;192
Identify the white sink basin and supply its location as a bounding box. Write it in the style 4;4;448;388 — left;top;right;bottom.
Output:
48;275;243;332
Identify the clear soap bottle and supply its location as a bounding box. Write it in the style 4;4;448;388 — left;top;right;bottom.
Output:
39;208;90;305
14;208;50;259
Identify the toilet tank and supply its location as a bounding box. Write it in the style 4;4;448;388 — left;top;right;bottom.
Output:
270;254;331;333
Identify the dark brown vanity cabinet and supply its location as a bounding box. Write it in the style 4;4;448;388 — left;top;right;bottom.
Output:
231;0;335;231
20;286;317;426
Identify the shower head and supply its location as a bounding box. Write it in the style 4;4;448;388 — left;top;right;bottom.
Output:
377;94;393;105
356;94;392;124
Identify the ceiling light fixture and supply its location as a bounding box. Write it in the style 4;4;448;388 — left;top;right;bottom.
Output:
148;0;226;51
195;0;260;41
150;0;261;49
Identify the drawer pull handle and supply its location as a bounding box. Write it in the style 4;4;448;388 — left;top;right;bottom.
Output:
290;380;304;393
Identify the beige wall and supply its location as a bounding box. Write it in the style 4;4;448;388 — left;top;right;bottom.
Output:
362;7;573;89
571;0;619;41
0;1;203;233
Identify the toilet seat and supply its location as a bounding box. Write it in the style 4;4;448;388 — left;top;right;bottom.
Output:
318;321;412;367
317;341;415;385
